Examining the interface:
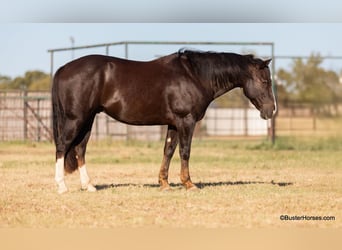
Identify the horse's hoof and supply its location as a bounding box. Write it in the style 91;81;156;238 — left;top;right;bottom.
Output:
87;184;97;192
82;183;97;192
57;186;68;194
160;185;172;191
186;184;199;191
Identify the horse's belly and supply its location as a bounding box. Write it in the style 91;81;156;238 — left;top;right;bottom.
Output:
103;101;168;126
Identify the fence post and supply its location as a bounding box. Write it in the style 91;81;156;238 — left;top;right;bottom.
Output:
244;99;248;136
271;117;276;144
36;98;41;141
124;42;132;141
312;106;317;131
23;89;28;141
50;51;54;140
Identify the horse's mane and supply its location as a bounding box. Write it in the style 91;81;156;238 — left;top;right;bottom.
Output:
177;48;263;66
177;49;261;92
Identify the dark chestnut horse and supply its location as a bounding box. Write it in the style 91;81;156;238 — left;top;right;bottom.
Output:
52;49;276;194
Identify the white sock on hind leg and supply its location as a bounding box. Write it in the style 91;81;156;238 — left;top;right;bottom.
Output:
79;165;96;192
55;157;68;194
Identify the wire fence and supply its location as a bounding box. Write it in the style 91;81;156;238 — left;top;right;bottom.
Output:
2;41;342;141
1;90;341;142
0;90;51;141
276;103;342;136
0;90;271;142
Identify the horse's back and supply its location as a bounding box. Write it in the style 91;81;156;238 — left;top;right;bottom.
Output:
54;55;117;81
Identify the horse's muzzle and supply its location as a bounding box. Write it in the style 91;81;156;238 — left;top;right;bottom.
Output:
260;103;275;120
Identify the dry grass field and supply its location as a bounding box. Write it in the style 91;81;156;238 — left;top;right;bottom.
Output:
0;137;341;228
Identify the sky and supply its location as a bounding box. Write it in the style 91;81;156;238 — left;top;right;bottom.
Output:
1;0;342;22
1;0;342;78
1;23;342;78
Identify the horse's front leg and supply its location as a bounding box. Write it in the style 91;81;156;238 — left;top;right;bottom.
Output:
177;116;197;190
159;125;178;190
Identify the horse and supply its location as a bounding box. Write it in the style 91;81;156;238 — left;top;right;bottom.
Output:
52;49;276;194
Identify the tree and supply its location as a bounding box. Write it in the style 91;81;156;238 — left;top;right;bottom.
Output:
0;71;50;91
29;73;51;91
0;75;12;89
276;53;341;115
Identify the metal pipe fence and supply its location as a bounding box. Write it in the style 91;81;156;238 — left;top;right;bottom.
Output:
5;41;342;142
0;90;52;141
0;90;271;142
1;90;341;141
47;40;276;142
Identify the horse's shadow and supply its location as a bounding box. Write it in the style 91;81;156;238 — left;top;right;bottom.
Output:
95;180;293;191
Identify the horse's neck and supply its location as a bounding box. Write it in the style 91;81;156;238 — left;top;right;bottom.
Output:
208;62;245;100
211;78;238;99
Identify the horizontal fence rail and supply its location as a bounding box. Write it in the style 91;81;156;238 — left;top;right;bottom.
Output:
0;91;52;141
47;40;276;142
2;41;341;142
0;91;272;142
1;91;341;141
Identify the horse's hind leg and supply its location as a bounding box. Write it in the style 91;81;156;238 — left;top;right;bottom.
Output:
54;119;82;194
159;125;178;190
55;154;68;194
75;129;96;192
54;116;95;194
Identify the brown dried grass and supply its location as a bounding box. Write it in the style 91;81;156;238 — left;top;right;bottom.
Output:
0;138;341;228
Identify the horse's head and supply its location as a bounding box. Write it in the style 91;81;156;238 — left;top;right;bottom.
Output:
242;58;276;120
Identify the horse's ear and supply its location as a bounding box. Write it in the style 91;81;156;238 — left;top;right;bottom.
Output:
260;58;272;68
265;58;272;65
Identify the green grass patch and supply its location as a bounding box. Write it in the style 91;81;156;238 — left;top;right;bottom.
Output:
248;136;342;151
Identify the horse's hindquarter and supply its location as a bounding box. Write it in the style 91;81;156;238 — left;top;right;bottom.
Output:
54;55;109;120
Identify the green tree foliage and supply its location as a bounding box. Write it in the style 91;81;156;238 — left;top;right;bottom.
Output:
277;54;341;111
0;75;12;89
0;71;50;91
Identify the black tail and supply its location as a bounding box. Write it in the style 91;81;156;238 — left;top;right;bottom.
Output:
52;70;78;174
